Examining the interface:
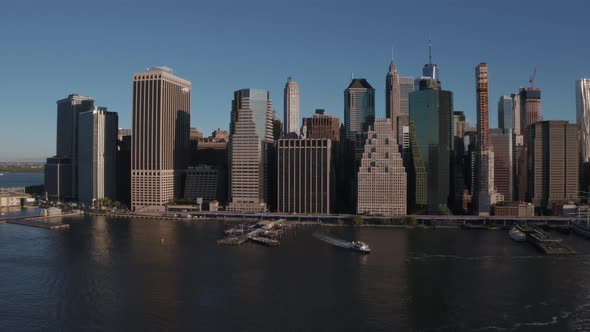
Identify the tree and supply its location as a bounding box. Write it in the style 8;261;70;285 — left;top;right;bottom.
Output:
406;216;418;226
352;215;364;226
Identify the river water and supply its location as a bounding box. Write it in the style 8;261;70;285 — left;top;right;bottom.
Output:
0;172;44;187
2;214;590;331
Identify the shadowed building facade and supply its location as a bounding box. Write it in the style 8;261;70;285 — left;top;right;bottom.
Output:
302;109;340;143
409;78;454;214
131;67;191;212
277;138;333;214
344;78;375;141
527;121;579;211
45;94;96;201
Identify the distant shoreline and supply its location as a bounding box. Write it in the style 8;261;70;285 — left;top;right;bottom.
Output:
0;168;44;174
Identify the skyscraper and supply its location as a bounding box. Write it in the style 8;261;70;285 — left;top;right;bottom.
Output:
512;93;522;137
475;63;491;214
48;94;95;200
344;78;375;141
78;108;118;204
302;109;340;142
357;119;407;216
131;67;191;212
527;121;579;211
283;77;300;138
490;128;513;201
399;77;415;117
519;87;542;141
385;57;401;122
228;89;274;212
498;96;514;130
409;78;454;213
576;79;590;162
277;138;333;214
422;39;439;81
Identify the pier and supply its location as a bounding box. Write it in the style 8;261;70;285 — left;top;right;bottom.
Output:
0;212;79;229
217;219;289;247
516;224;576;255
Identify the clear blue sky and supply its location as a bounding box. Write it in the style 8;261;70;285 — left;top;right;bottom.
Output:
0;0;588;161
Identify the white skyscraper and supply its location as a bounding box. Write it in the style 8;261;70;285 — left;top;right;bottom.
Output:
283;77;300;138
577;79;590;162
78;108;118;204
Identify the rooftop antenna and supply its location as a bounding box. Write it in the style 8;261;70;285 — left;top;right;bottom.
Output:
351;72;354;80
287;76;292;82
391;46;394;62
428;36;433;65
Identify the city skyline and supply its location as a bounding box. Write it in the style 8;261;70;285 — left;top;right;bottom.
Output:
1;0;589;160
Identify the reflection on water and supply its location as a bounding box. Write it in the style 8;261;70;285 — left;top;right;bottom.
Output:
1;216;590;331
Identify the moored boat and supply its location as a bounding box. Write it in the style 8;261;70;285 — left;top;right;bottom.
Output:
509;226;526;242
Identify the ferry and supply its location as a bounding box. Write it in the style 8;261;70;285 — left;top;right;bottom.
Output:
509;226;527;242
350;241;371;253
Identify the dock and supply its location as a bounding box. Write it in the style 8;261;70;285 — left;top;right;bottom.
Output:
218;219;289;247
516;224;576;255
0;212;79;230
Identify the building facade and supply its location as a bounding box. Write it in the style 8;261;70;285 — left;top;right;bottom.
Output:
527;121;579;211
131;67;191;211
399;77;415;117
116;132;131;207
283;77;300;138
228;89;274;212
357;119;407;216
277;138;333;214
44;156;73;201
47;94;96;200
498;96;514;130
302;109;340;142
475;63;491;214
78;108;118;204
184;165;219;204
490;128;513;201
344;78;375;141
577;79;590;162
409;78;454;213
385;58;401;122
519;87;542;141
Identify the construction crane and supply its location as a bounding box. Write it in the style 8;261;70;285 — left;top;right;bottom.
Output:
529;67;537;88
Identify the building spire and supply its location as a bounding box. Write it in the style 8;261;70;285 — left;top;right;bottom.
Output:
391;46;394;62
428;37;432;65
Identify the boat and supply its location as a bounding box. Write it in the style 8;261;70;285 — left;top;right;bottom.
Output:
509;227;527;242
572;219;590;238
0;173;3;176
350;240;371;253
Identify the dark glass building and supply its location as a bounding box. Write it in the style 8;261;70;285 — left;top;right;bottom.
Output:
409;78;454;213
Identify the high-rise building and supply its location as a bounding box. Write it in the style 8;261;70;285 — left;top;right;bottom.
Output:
576;79;590;162
399;77;415;117
44;156;73;201
283;77;300;138
385;57;401;122
519;87;542;141
184;165;219;204
302;109;340;142
78;108;118;204
344;78;375;141
131;67;191;212
228;89;274;212
490;128;513;201
116;131;131;207
498;96;514;130
527;121;579;211
475;63;492;215
50;94;95;200
409;78;454;213
357;119;406;216
512;93;522;137
277;138;333;214
422;39;439;81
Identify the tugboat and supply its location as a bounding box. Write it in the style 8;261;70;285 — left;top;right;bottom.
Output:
509;226;527;242
350;240;371;253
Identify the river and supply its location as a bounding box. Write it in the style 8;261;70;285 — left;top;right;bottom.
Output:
0;172;44;188
1;214;590;331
